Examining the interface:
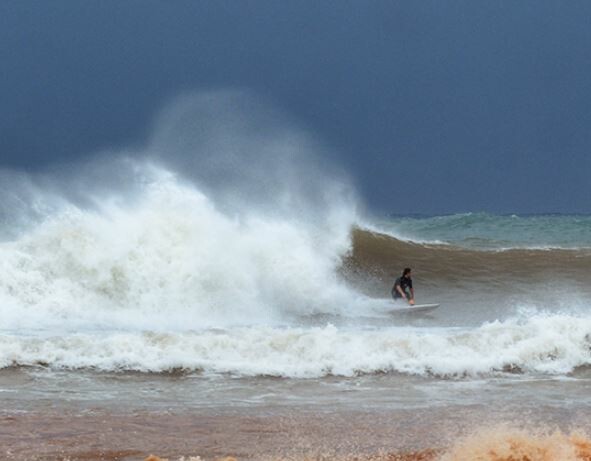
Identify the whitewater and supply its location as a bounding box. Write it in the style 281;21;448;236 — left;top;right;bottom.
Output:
0;175;357;332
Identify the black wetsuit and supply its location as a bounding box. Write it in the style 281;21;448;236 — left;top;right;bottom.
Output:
391;276;413;300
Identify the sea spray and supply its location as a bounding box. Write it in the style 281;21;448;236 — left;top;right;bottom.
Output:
0;172;358;333
0;91;363;332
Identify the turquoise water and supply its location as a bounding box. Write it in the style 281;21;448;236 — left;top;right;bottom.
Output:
377;213;591;249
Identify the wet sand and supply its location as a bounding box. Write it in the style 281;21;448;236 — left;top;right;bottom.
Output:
2;403;590;461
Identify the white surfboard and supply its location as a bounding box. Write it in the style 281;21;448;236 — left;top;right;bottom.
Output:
389;303;440;314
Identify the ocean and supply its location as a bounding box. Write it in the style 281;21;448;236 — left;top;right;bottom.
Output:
1;162;591;460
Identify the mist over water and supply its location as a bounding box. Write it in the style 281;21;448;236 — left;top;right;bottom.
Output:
146;90;357;221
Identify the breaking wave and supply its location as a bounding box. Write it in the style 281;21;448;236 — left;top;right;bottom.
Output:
3;312;591;377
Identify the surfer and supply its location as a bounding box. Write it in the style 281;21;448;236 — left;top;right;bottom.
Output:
392;267;415;305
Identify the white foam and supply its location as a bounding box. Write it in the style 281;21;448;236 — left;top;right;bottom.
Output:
0;170;360;332
2;313;591;377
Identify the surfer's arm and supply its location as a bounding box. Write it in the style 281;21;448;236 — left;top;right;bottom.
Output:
395;285;407;299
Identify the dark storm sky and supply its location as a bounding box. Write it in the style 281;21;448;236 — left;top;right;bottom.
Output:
1;1;590;214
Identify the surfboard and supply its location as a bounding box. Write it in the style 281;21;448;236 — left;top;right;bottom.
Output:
389;303;440;314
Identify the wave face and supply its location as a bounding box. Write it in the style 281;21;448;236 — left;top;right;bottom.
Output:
346;227;591;303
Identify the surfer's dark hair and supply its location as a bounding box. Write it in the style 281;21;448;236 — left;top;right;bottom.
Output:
403;267;411;276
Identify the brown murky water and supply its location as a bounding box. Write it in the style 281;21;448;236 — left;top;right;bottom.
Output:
2;401;591;460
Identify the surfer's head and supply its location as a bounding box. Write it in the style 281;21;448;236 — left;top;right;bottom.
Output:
402;267;411;278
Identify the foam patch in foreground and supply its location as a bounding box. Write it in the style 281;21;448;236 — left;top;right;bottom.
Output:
143;427;591;461
440;426;591;461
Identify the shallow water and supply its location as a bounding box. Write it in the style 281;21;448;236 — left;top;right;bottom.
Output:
2;367;591;460
3;368;591;414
